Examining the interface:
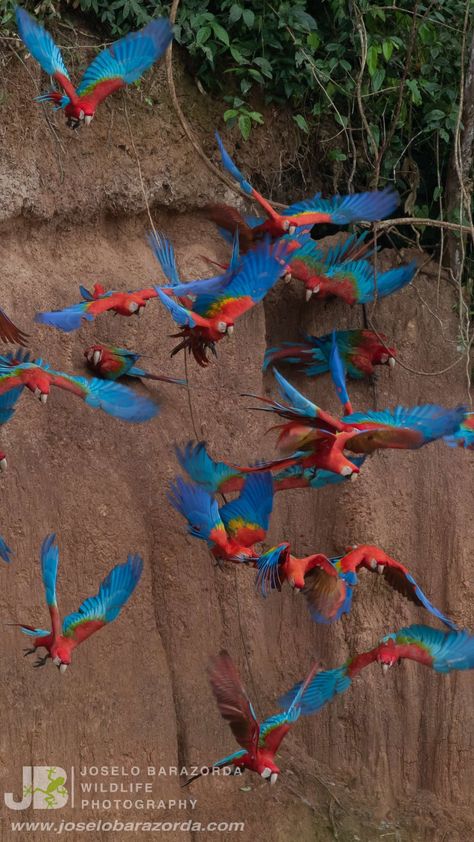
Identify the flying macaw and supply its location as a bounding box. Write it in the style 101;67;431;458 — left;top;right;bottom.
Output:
444;412;474;450
16;7;173;129
236;369;466;478
207;132;400;246
155;238;292;366
175;440;366;495
168;472;273;565
284;235;416;304
0;535;13;563
183;650;318;786
84;343;186;386
0;352;158;422
279;624;474;716
264;329;397;380
35;283;160;333
257;543;457;628
18;534;143;672
0;352;29;471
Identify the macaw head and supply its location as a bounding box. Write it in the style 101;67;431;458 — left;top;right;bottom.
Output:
0;450;7;472
84;344;105;369
281;218;297;237
376;638;399;674
26;370;51;403
373;343;397;368
65;103;94;130
257;756;280;785
215;320;234;336
52;646;72;674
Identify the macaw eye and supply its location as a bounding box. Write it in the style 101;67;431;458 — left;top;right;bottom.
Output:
380;354;388;364
79;109;85;121
282;219;290;231
217;321;227;334
129;302;139;313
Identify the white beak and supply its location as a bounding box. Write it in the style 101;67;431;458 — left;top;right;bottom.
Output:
34;387;41;399
93;350;101;366
388;357;396;368
227;325;234;336
84;115;93;126
261;768;272;779
377;564;384;575
305;289;312;302
369;558;377;570
0;457;7;472
381;663;390;675
59;663;68;674
52;656;61;666
270;773;278;785
340;466;353;476
350;472;358;482
40;393;48;404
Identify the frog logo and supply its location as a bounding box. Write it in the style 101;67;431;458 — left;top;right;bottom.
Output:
5;767;69;810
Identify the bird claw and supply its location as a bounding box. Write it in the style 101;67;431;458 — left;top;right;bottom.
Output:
33;655;49;669
23;647;36;657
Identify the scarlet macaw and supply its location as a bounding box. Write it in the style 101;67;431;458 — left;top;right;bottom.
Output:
183;650;318;786
36;283;159;333
237;369;466;478
168;473;273;565
84;343;186;386
264;328;396;380
0;352;158;422
444;412;474;449
16;7;173;129
285;235;416;303
155;238;292;366
19;534;143;672
175;440;366;494
279;624;474;716
257;543;457;629
207;132;399;246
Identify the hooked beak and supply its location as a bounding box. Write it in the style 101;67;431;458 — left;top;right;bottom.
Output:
377;564;385;575
84;115;93;126
305;289;312;302
381;663;390;675
340;466;353;477
59;663;68;674
93;350;101;366
270;773;278;785
261;768;272;780
227;325;234;336
52;656;61;666
388;357;396;368
369;558;377;570
0;457;7;472
40;393;48;404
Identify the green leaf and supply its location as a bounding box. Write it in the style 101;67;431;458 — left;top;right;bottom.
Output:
196;26;211;47
372;68;386;92
293;113;309;133
406;78;422;105
328;149;347;162
230;45;249;65
211;21;230;46
238;113;252;140
223;109;239;121
253;57;273;78
382;40;393;62
367;45;378;77
229;4;242;24
242;8;255;28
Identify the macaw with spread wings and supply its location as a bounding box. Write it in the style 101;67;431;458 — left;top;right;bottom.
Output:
16;6;173;129
183;651;318;786
36;283;159;333
18;534;143;672
168;473;273;565
256;543;457;629
264;329;397;380
236;369;466;478
279;625;474;716
206;132;399;247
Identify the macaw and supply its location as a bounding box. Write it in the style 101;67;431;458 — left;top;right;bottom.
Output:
328;330;352;414
0;306;29;346
284;235;416;304
0;535;13;563
257;543;456;628
0;352;158;422
84;343;186;386
35;283;159;333
175;440;366;494
155;238;292;366
183;650;318;786
264;329;397;380
18;534;143;672
279;624;474;716
16;7;173;129
207;131;399;246
444;412;474;450
236;369;466;477
168;473;273;564
0;350;30;471
286;231;375;297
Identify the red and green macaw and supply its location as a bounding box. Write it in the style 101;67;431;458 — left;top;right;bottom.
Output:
18;534;143;672
444;412;474;450
16;7;173;129
84;343;186;386
175;440;366;495
237;369;467;478
168;473;273;565
286;232;375;298
183;651;318;786
155;238;292;366
279;624;474;716
36;283;159;333
257;543;457;628
207;131;399;247
264;329;397;380
0;351;158;422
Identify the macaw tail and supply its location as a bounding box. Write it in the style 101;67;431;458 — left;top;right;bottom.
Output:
405;572;459;631
215;131;253;195
278;664;352;715
15;624;50;638
262;343;321;372
129;366;187;386
35;91;71;110
175;442;244;495
148;231;180;287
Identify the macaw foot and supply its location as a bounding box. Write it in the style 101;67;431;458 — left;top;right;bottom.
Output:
170;330;217;367
213;557;226;572
33;654;50;669
23;647;36;657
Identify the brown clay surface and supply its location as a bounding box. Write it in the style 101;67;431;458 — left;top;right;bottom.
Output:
0;42;472;842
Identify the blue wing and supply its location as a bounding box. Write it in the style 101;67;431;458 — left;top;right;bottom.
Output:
175;442;243;495
278;665;352;714
283;187;399;224
394;625;474;673
148;231;181;287
35;302;95;333
155;287;197;328
359;261;417;303
345;404;467;444
167;478;224;544
40;533;59;607
255;544;289;597
76;18;173;95
0;535;13;564
16;7;70;80
329;330;351;410
0;384;25;426
273;368;319;418
62;554;143;637
220;472;274;538
215;131;253;195
50;370;159;423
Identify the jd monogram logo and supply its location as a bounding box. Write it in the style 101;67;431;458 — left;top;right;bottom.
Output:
4;767;69;810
